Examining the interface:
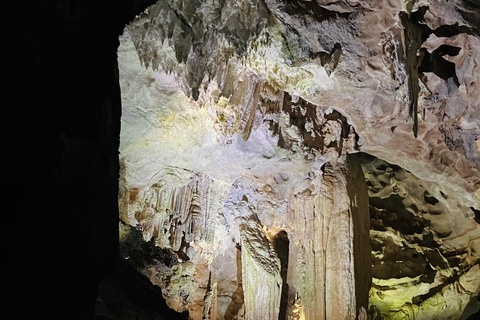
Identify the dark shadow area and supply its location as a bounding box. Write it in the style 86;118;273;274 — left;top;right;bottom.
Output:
119;222;178;270
464;294;480;319
315;42;342;76
471;207;480;224
282;0;351;22
369;194;429;235
224;246;245;320
4;1;186;319
399;6;473;137
412;270;461;306
279;93;359;155
458;0;480;37
346;154;372;315
94;257;188;320
271;230;290;320
419;45;461;86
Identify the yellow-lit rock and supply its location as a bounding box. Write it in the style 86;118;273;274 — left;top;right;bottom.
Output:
118;0;480;318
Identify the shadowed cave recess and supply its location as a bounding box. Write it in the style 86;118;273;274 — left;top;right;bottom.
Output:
110;0;480;319
5;0;480;320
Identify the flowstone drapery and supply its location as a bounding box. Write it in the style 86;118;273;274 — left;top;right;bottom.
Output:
118;1;480;318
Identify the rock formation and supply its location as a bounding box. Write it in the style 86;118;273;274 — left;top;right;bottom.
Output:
117;0;480;319
358;153;480;319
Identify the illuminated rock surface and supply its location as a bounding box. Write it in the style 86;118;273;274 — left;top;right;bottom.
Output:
117;0;480;319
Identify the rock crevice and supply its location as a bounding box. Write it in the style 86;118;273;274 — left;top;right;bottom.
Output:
116;0;480;319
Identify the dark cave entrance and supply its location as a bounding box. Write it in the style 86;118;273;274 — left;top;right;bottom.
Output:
271;230;290;320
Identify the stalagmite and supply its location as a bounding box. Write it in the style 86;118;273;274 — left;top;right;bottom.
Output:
115;0;480;319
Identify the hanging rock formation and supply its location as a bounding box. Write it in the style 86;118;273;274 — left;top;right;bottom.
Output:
358;153;480;319
117;0;480;319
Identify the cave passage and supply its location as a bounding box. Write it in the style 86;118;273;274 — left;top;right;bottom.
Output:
271;230;290;320
114;1;480;318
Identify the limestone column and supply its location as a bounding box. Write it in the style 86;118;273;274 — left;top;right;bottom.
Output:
240;217;282;320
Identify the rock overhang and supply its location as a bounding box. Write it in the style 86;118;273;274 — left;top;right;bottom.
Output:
117;0;480;319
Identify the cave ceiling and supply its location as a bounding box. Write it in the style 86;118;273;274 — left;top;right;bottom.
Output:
115;0;480;319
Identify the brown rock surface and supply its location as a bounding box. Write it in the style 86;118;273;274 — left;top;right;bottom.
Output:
118;0;480;319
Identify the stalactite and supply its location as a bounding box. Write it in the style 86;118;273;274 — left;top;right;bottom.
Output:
116;1;480;319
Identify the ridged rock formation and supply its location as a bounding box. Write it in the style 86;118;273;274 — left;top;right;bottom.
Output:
358;153;480;319
117;0;480;319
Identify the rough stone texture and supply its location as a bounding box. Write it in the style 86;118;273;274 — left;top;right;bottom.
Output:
117;0;480;319
118;76;371;319
241;217;282;320
358;153;480;319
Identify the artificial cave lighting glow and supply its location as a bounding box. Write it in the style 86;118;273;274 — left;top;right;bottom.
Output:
117;0;480;319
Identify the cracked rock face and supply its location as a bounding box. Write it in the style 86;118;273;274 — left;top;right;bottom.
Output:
358;153;480;318
118;0;480;319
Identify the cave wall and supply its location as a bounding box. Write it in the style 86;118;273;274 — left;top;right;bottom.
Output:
357;153;480;319
6;0;480;319
5;1;179;319
117;0;480;319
